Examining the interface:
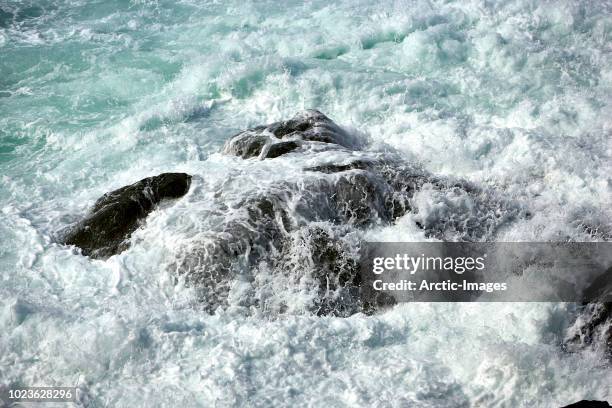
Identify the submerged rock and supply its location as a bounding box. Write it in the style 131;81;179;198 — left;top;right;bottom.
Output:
62;173;191;259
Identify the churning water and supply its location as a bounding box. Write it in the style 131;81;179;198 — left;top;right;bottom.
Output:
1;0;611;406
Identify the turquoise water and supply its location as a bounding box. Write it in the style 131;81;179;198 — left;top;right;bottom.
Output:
1;0;611;406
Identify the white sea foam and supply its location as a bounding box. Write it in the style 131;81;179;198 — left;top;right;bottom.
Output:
1;0;611;406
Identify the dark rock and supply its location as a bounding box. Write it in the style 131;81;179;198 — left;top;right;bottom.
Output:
271;226;362;316
56;110;533;318
564;267;612;359
289;110;356;147
305;160;373;173
175;111;526;315
176;156;520;314
379;163;524;241
222;133;269;159
271;225;397;316
175;194;291;311
62;173;191;259
268;117;312;138
268;110;354;146
307;228;359;289
285;171;395;228
582;267;612;303
333;171;392;226
222;110;358;159
561;401;611;408
265;141;301;158
565;302;612;359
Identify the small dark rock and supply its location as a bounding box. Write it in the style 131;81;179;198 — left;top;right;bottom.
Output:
561;401;611;408
62;173;191;259
265;141;301;159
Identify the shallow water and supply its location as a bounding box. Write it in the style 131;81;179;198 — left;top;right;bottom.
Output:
1;0;611;406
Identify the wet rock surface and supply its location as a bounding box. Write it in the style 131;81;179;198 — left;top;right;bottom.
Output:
564;268;612;360
305;159;374;173
60;111;528;316
223;133;269;159
174;110;524;314
222;110;359;160
265;140;301;159
561;401;611;408
61;172;191;259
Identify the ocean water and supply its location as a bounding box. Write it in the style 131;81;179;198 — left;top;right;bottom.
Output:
1;0;611;406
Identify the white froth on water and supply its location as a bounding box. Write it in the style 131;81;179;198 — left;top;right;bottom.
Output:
1;0;611;406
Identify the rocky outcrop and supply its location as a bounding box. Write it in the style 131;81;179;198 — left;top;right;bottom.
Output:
173;110;523;314
59;111;527;315
62;173;191;259
222;110;359;159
